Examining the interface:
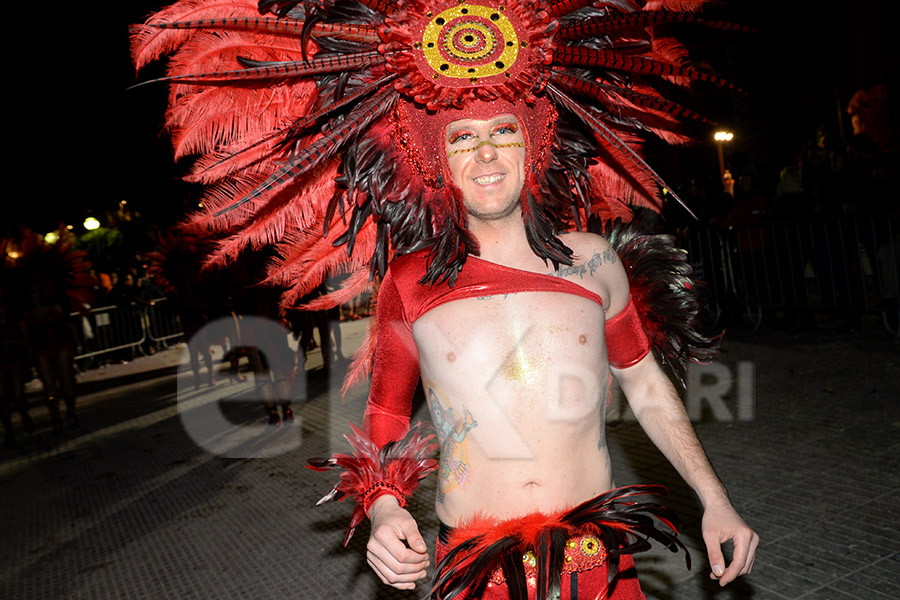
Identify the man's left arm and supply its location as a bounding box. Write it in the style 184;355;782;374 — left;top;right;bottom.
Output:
612;356;759;585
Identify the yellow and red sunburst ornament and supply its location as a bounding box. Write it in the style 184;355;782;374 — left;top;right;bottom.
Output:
383;0;553;109
420;3;520;82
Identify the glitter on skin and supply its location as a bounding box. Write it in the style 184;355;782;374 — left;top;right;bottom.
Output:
502;346;544;386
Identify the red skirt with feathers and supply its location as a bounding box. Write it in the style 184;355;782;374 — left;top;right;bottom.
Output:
429;484;689;600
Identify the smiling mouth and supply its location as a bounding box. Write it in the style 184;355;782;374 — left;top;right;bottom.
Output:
473;174;505;185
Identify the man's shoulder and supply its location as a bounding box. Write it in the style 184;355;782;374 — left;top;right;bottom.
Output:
558;231;617;265
384;250;431;296
555;231;628;311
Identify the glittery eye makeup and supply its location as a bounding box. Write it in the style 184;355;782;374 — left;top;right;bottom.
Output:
445;117;525;157
448;130;474;145
492;122;518;135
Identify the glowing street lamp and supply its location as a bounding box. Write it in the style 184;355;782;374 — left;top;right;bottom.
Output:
714;131;734;142
714;130;734;178
84;217;101;231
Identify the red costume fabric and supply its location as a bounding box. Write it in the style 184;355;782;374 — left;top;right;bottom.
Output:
434;537;645;600
363;249;651;447
428;484;685;600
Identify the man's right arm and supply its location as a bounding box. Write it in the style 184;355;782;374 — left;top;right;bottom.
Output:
363;271;420;446
363;268;431;589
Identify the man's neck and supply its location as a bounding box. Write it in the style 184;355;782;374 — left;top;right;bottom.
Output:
468;211;532;266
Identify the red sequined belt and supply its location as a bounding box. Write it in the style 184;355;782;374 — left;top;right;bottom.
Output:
488;533;608;585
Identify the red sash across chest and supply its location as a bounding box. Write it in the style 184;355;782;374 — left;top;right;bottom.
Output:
389;252;603;328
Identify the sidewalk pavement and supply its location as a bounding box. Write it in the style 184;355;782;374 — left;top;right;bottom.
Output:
1;317;898;600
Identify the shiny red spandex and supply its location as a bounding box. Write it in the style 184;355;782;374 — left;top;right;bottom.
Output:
364;251;651;447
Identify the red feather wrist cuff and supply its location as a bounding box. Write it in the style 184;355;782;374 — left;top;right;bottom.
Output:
307;421;438;545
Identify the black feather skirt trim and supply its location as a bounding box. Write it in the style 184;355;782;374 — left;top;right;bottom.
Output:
429;484;690;600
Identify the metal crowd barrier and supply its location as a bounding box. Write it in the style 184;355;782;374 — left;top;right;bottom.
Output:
684;227;731;326
146;297;185;345
70;297;184;363
687;216;899;335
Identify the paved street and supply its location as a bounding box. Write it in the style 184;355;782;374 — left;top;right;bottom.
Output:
1;317;898;600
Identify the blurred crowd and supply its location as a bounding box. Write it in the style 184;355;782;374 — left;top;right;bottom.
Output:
0;226;367;448
675;86;898;332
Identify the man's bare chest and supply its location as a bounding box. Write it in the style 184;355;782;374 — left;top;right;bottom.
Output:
413;292;605;392
413;292;609;460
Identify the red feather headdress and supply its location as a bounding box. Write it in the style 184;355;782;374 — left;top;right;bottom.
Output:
132;0;745;292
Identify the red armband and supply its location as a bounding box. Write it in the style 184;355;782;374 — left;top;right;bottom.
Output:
605;295;651;369
307;422;438;545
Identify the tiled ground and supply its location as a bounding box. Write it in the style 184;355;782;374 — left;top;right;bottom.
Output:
1;318;897;599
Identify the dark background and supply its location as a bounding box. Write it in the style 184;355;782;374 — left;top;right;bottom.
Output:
7;0;897;236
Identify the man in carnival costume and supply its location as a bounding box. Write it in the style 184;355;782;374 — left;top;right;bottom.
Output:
133;0;758;597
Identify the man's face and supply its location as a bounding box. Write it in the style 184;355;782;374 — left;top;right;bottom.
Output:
445;114;526;224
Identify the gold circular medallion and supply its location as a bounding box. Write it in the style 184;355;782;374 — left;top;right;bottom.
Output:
580;535;602;557
421;3;519;80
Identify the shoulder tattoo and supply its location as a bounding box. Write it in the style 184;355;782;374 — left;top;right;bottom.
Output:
553;248;616;280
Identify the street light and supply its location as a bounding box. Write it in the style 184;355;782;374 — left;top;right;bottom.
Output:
714;130;734;179
84;217;101;231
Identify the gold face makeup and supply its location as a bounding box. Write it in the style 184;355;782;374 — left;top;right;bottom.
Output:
446;122;525;158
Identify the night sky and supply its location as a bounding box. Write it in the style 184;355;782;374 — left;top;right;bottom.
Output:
10;0;896;235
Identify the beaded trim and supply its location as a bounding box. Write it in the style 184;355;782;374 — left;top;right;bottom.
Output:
362;481;407;515
447;140;525;158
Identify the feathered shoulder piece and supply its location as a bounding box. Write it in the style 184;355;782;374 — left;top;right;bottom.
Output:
602;219;719;387
307;421;438;545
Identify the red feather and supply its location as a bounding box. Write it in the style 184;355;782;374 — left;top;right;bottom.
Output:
146;16;378;43
131;0;265;69
356;0;396;14
432;485;688;600
341;313;377;397
294;267;372;312
644;0;709;12
307;422;438;545
135;50;382;88
546;83;692;215
267;219;376;308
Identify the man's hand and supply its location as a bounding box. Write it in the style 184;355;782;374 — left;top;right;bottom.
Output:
366;495;430;590
701;501;759;586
